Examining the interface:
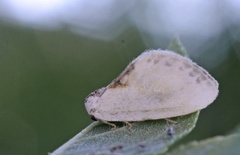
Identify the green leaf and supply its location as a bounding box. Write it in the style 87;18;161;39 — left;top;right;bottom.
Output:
167;35;188;57
229;124;240;134
166;133;240;155
51;112;199;155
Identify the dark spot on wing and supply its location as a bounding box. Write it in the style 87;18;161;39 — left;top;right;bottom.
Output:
189;71;195;77
179;67;184;71
172;57;179;62
110;112;118;115
196;77;201;84
192;67;200;74
108;63;135;88
164;61;172;66
142;110;150;113
154;59;159;64
90;108;96;113
183;62;192;69
85;87;106;102
207;81;213;87
201;75;207;81
124;63;135;75
109;79;125;88
147;58;152;63
87;88;106;98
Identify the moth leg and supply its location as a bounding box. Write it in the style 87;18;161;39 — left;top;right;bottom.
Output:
165;118;177;124
100;119;117;130
124;121;132;129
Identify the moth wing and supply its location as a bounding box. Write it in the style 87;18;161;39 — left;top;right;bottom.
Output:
88;50;218;121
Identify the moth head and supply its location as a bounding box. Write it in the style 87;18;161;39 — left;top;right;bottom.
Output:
84;87;106;115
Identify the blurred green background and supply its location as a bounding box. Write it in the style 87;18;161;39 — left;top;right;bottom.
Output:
1;1;240;155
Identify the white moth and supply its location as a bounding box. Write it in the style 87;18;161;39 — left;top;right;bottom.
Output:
84;49;219;128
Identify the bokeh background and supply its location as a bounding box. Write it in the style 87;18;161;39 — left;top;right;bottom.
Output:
0;0;240;154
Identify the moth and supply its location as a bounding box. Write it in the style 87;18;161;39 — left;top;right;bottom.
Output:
84;50;219;128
